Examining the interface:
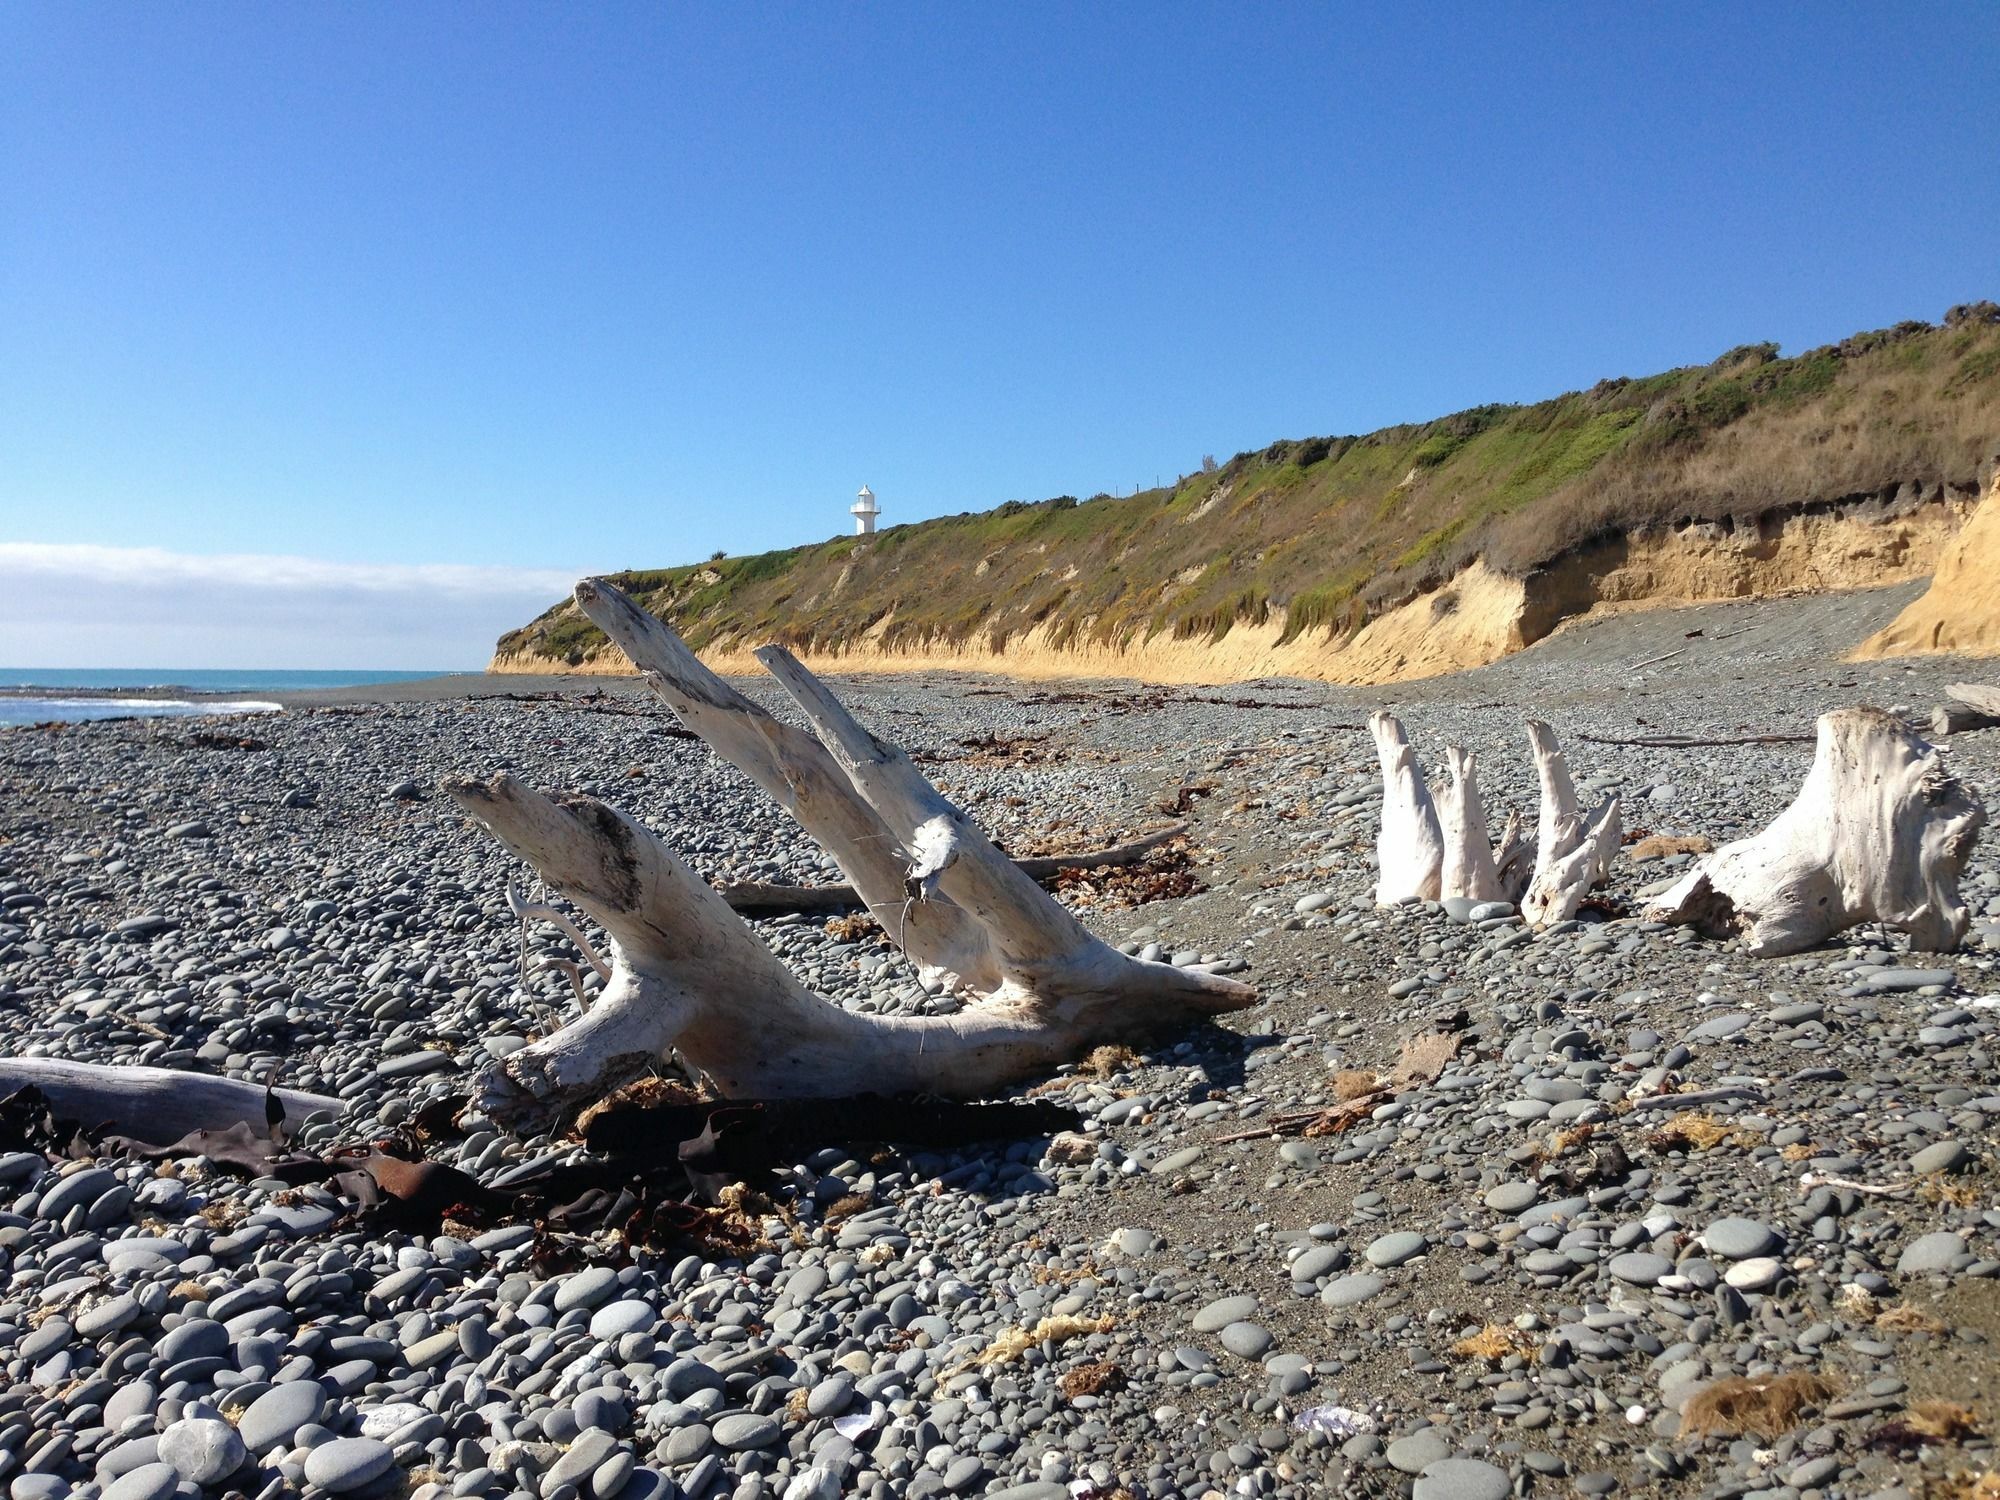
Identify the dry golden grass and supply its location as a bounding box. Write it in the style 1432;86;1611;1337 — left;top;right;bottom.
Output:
1651;1112;1760;1152
1927;1470;2000;1500
1876;1302;1950;1335
953;1314;1115;1372
1333;1070;1383;1101
1628;833;1715;862
1083;1044;1141;1077
1920;1177;1984;1208
1908;1401;1983;1441
1452;1325;1539;1363
1041;1132;1095;1164
1057;1361;1126;1400
1681;1373;1836;1438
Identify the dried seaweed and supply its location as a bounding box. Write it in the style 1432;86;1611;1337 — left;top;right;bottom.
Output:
954;1314;1115;1372
1868;1401;1982;1456
1681;1373;1836;1438
1452;1325;1539;1363
1058;1361;1127;1399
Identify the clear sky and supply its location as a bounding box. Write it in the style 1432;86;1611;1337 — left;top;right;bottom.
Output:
3;4;1995;667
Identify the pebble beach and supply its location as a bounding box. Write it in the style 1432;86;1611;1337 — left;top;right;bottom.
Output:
0;581;1995;1500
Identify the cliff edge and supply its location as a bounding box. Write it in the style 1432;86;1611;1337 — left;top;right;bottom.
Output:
494;306;2000;684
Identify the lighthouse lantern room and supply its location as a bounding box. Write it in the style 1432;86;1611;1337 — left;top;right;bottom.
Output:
851;485;879;536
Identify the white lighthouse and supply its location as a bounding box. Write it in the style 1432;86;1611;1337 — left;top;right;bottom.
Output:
851;484;879;536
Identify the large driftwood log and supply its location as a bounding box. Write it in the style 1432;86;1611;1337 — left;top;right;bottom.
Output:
450;583;1256;1123
0;1059;343;1145
1948;683;2000;717
1645;707;1984;956
1370;712;1444;904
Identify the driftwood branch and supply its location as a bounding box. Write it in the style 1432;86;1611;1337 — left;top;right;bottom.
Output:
713;824;1189;915
1577;731;1814;749
1646;707;1984;955
449;582;1255;1127
0;1059;344;1146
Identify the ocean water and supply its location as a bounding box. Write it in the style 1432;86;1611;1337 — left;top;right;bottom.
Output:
0;668;450;692
0;668;454;728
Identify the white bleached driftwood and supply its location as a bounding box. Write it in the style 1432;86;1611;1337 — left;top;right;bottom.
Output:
1522;795;1622;927
1526;720;1577;885
1369;711;1444;904
573;579;1001;995
1947;682;2000;717
1519;720;1620;927
1645;706;1983;956
448;583;1256;1123
0;1059;343;1146
1435;745;1504;903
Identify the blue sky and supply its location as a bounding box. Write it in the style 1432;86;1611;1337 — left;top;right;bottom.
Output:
2;5;1995;666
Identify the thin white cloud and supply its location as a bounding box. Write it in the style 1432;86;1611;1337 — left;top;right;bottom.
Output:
0;543;582;598
0;543;594;670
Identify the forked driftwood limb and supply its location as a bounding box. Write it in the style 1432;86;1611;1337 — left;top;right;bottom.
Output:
712;825;1190;916
1520;719;1621;928
446;582;1256;1124
1370;716;1616;921
1645;707;1984;956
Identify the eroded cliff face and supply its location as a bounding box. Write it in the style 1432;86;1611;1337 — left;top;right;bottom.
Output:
490;491;1977;685
1852;471;2000;661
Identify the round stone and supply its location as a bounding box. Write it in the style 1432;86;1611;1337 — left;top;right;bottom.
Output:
1365;1231;1428;1269
157;1418;245;1486
1898;1231;1967;1275
1414;1459;1511;1500
1322;1273;1385;1308
1911;1139;1970;1176
553;1266;620;1312
1190;1294;1259;1332
1218;1321;1273;1358
588;1299;657;1339
1723;1257;1783;1292
358;1403;428;1441
156;1318;229;1365
1608;1252;1672;1286
103;1467;179;1500
1289;1243;1345;1283
237;1380;325;1453
1701;1218;1780;1260
1386;1429;1452;1474
711;1412;780;1451
302;1437;395;1494
1483;1181;1538;1214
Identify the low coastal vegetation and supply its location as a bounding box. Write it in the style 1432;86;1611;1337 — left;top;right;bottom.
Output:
496;305;2000;669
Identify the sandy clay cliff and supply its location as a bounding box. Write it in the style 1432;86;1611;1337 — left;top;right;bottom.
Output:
495;307;2000;685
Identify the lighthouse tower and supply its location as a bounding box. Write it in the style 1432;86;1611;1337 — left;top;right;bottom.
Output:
851;484;880;536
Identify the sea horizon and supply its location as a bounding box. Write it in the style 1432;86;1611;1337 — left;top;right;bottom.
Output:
0;667;470;727
0;666;464;693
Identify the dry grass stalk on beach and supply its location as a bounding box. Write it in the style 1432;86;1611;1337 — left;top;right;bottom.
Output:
1680;1373;1836;1438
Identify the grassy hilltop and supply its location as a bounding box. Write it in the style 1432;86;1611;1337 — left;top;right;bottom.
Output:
499;305;2000;670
